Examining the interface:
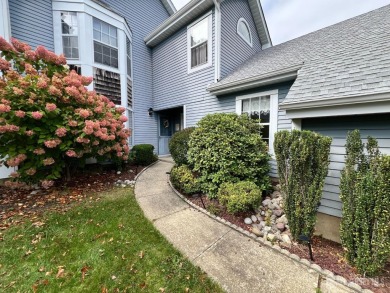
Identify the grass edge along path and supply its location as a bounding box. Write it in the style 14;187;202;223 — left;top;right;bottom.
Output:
0;188;224;293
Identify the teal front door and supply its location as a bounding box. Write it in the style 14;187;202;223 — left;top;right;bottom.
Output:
158;113;182;155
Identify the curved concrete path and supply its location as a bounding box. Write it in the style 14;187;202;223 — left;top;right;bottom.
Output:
134;158;355;293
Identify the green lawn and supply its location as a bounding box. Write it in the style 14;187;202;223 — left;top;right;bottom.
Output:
0;188;223;292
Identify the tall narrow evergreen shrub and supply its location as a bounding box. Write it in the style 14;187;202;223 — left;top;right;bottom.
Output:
340;130;390;276
274;130;332;240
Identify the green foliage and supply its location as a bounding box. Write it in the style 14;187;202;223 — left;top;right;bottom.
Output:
0;37;130;187
340;130;390;276
188;113;270;197
274;130;332;240
170;165;200;195
206;202;221;216
129;144;157;166
217;181;262;214
169;127;195;166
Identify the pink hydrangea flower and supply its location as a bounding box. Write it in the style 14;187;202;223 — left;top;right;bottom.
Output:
13;87;24;95
0;104;11;113
79;109;90;119
48;86;61;96
119;116;128;123
68;120;78;127
25;130;34;136
44;139;61;148
45;103;57;112
0;59;11;71
43;157;55;166
115;107;126;114
55;127;67;137
33;148;46;155
25;168;36;176
31;111;43;120
65;150;77;157
6;154;27;167
15;110;26;118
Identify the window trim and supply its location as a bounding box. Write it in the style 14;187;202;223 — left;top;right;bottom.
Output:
236;17;253;47
187;12;213;74
236;90;278;155
61;11;80;60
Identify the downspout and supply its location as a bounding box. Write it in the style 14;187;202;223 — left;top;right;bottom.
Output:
0;0;11;41
213;0;221;82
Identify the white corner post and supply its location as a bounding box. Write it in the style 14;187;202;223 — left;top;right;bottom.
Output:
292;119;302;130
0;0;11;40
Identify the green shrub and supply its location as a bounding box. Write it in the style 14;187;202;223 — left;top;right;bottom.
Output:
170;165;200;195
129;144;157;166
188;113;270;197
169;127;196;166
274;130;332;240
340;130;390;276
217;181;262;214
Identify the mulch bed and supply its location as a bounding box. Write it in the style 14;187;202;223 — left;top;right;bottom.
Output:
0;163;144;233
186;194;390;293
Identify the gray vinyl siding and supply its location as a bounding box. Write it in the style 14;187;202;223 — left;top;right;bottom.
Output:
103;0;170;150
220;0;262;78
9;0;54;50
153;10;218;128
302;114;390;218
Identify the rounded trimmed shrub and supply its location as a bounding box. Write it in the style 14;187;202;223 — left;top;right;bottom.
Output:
170;165;200;195
169;127;195;166
217;181;262;214
188;113;270;197
129;144;157;166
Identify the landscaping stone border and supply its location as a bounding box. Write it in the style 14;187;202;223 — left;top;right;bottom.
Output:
167;176;372;293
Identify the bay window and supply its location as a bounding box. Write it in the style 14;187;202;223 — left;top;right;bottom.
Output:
93;18;118;68
61;12;79;59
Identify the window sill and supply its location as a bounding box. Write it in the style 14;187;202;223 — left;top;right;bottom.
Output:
187;62;212;75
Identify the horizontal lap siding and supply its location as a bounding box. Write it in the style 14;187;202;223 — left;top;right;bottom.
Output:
302;113;390;217
220;0;262;78
153;10;218;128
9;0;54;50
104;0;170;150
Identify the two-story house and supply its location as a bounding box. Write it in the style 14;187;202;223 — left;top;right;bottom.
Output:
1;0;390;242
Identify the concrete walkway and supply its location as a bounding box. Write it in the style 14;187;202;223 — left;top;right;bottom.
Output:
134;158;356;293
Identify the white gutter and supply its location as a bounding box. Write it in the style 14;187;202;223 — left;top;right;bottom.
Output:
280;91;390;110
144;0;214;47
213;0;221;82
208;64;302;95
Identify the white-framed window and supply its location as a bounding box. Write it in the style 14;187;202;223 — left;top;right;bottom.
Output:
61;11;79;59
93;17;118;68
187;13;212;73
126;36;132;78
236;90;278;154
237;18;252;47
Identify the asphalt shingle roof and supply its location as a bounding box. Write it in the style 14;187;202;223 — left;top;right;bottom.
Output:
209;5;390;104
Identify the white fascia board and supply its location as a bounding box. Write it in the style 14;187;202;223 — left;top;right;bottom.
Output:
145;0;214;47
52;0;132;40
208;64;301;95
283;92;390;119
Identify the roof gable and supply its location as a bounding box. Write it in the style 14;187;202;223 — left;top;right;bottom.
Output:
144;0;271;48
208;4;390;104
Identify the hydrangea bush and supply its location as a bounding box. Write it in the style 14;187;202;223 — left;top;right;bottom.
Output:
0;37;131;188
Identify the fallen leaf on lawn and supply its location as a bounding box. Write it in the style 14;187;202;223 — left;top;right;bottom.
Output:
56;267;65;278
42;279;49;285
111;275;117;280
159;288;165;292
81;265;91;281
32;221;45;228
139;282;147;289
101;286;108;293
108;237;113;243
185;288;190;292
138;251;144;259
121;254;126;260
186;275;190;280
25;250;32;256
38;266;45;272
32;284;38;293
45;271;52;276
